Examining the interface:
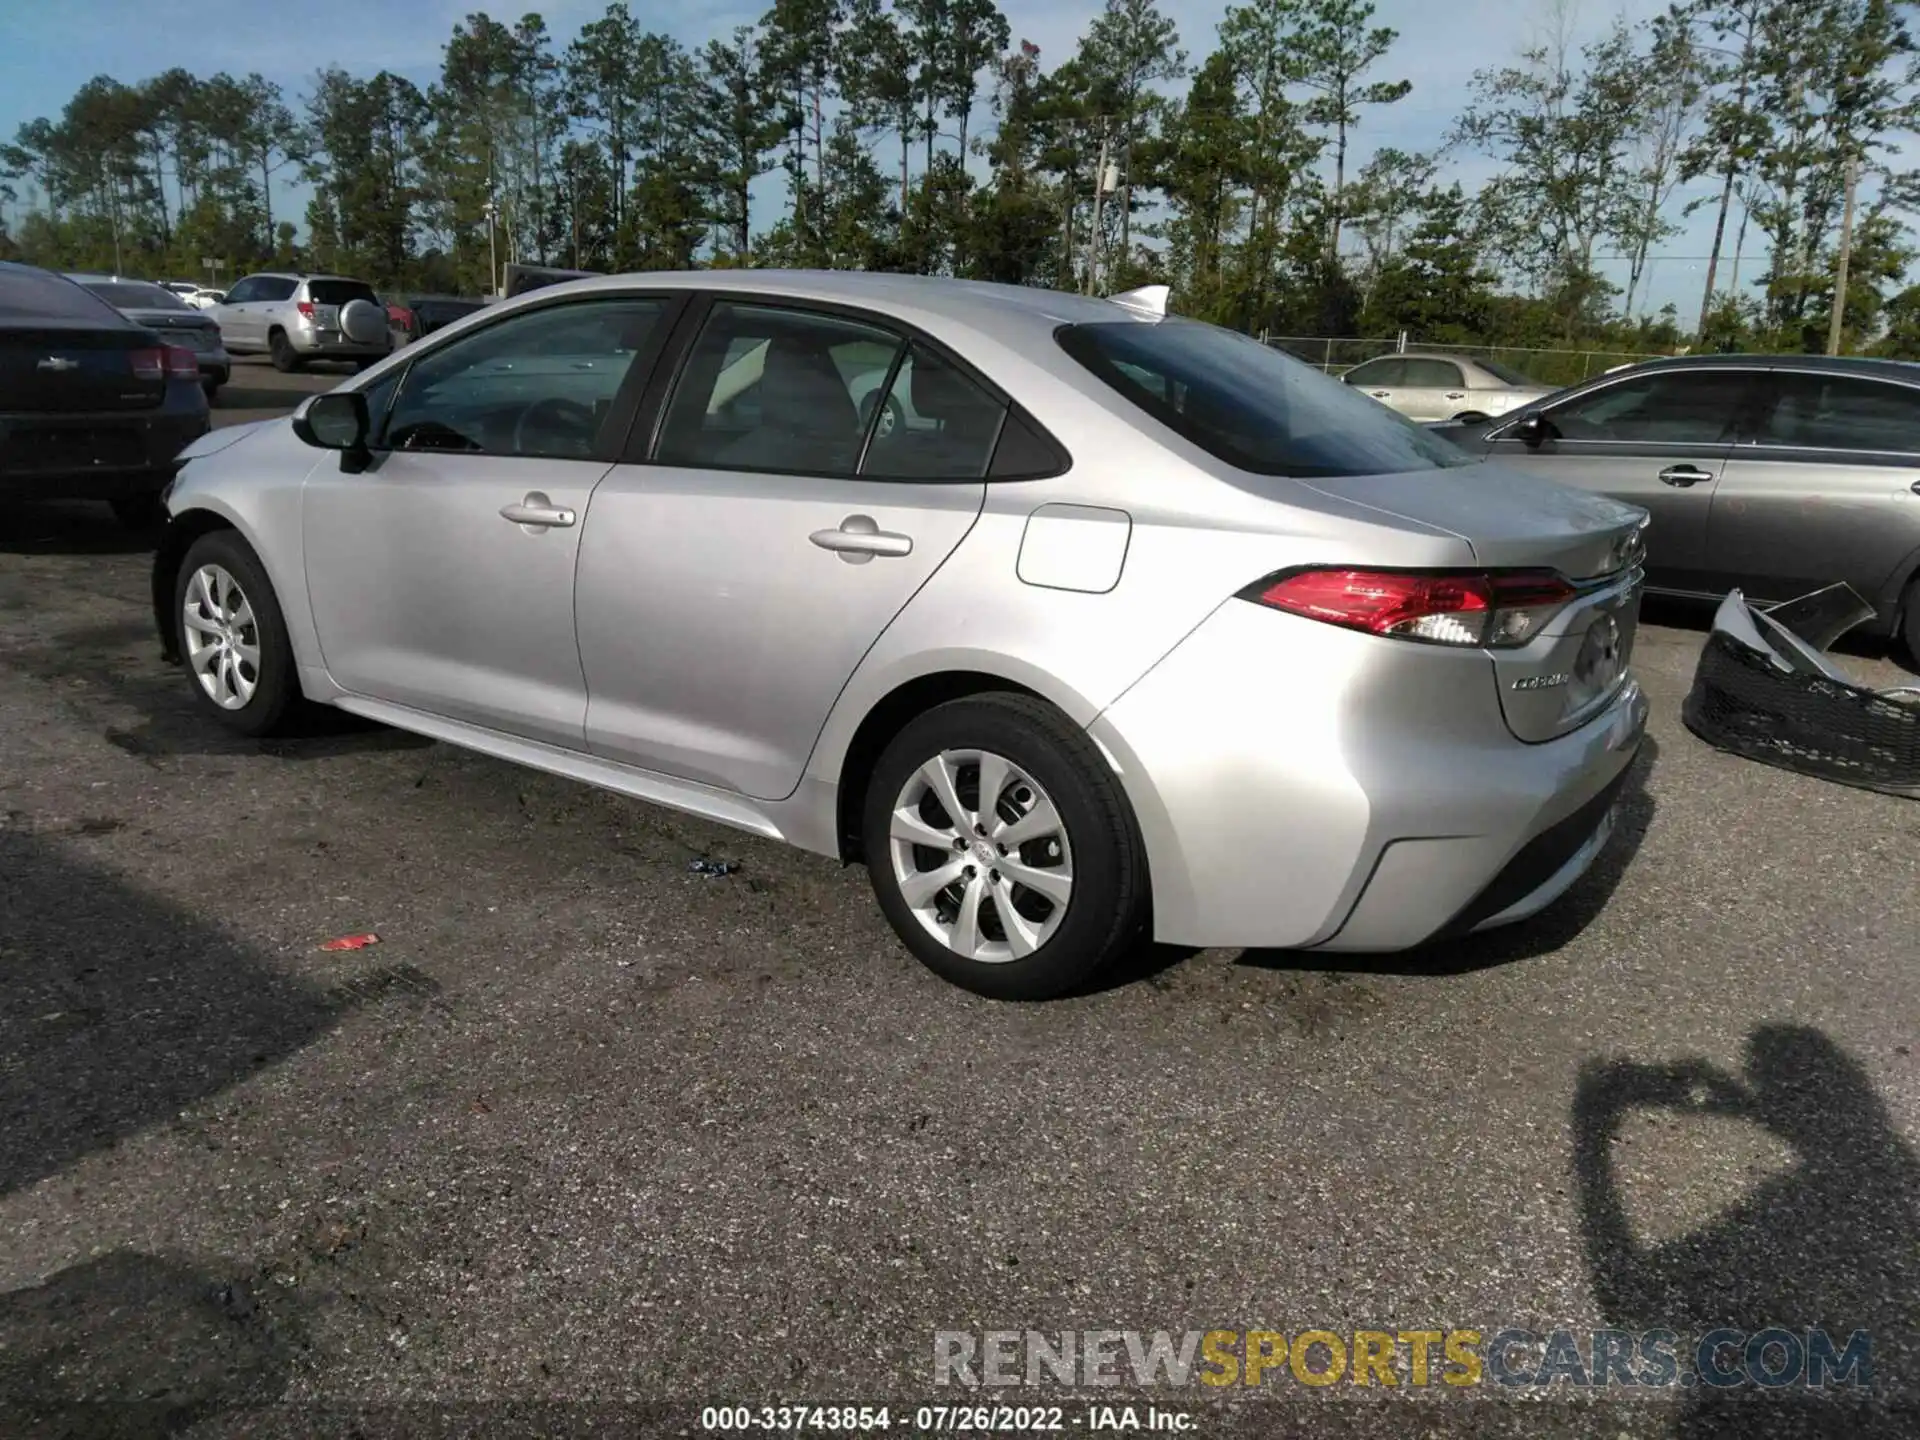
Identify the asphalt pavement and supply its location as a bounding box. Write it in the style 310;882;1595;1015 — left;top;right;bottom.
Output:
2;358;1917;1438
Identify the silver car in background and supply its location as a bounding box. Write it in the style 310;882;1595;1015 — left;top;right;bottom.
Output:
65;274;232;398
152;271;1650;1000
1342;351;1553;423
210;271;391;372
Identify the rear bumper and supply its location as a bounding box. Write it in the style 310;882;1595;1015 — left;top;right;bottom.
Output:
1088;599;1649;952
0;401;210;500
287;325;388;359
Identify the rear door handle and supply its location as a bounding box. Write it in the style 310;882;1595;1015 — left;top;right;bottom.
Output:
1658;465;1715;487
500;492;576;528
810;514;913;563
1445;391;1465;400
1369;390;1391;398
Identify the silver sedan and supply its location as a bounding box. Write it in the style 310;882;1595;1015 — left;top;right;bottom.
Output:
151;272;1650;999
1341;351;1553;423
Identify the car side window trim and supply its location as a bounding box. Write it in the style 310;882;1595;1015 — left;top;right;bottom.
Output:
627;288;1071;484
366;290;688;464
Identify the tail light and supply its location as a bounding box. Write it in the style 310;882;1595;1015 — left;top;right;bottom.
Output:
163;345;199;379
296;300;315;319
129;347;165;381
1243;567;1576;648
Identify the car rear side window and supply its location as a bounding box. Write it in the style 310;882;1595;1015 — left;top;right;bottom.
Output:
1755;372;1920;454
307;280;379;307
655;302;906;478
0;268;129;324
1056;320;1478;478
257;277;298;302
1543;370;1750;444
859;343;1008;480
1402;358;1464;387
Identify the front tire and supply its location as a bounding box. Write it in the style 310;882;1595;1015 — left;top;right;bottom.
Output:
173;530;303;737
268;329;301;373
862;693;1148;1000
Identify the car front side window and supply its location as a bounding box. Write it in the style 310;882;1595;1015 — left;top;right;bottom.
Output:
378;297;667;459
1543;370;1751;444
654;301;907;478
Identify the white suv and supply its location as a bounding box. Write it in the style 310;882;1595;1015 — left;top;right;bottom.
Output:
211;272;392;372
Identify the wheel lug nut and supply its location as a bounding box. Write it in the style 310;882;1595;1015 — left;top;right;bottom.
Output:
990;870;1001;883
996;843;1007;855
953;838;967;851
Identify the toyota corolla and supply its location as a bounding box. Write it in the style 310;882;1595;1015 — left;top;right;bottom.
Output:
152;271;1650;1000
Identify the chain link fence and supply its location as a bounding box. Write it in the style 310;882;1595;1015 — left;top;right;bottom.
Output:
1258;334;1671;388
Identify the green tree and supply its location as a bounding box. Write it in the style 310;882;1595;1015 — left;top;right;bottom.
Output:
1288;0;1410;262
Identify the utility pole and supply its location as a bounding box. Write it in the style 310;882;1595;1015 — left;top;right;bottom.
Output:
1827;156;1861;356
1086;123;1111;296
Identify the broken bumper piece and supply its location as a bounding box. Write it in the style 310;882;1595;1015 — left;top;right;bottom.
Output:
1682;584;1920;800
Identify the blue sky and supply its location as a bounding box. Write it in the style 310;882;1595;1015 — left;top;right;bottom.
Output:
3;0;1731;316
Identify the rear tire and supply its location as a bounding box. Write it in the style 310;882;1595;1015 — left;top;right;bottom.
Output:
269;329;301;373
172;530;304;738
1451;410;1490;423
862;693;1148;1000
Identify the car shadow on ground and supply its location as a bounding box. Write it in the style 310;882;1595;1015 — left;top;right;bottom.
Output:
0;828;361;1197
0;500;157;557
0;1249;309;1436
1571;1024;1920;1436
8;614;431;762
1233;733;1660;982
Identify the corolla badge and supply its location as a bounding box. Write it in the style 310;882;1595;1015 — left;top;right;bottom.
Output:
1512;672;1570;691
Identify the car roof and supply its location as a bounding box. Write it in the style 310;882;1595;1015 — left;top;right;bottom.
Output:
1588;352;1920;382
492;269;1171;351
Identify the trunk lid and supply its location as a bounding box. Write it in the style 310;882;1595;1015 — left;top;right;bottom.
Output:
1302;465;1650;743
118;307;221;353
0;325;168;413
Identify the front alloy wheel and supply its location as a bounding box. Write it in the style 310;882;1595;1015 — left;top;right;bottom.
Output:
889;749;1074;962
182;563;260;710
173;529;303;737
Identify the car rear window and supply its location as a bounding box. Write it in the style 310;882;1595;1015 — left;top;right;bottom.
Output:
79;281;192;310
1055;319;1478;478
308;280;379;306
0;267;131;324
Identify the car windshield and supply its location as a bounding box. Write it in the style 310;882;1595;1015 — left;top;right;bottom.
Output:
79;280;193;310
308;279;379;306
1475;357;1536;386
1056;319;1479;477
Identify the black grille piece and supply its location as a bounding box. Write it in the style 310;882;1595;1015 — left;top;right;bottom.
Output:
1682;628;1920;800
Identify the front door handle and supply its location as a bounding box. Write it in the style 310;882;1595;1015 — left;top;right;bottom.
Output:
1370;390;1391;398
500;492;576;528
1445;391;1466;400
1658;465;1715;487
810;514;913;564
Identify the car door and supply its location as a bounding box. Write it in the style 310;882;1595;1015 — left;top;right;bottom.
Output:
1341;356;1409;415
575;296;996;800
212;277;257;348
1393;357;1470;422
301;292;680;749
1479;367;1758;593
1706;368;1920;608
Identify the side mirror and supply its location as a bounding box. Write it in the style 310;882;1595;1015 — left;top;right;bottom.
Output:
293;391;372;473
1513;411;1552;449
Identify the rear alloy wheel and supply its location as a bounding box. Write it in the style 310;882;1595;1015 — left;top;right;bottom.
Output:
268;328;302;373
863;694;1148;1000
173;530;302;737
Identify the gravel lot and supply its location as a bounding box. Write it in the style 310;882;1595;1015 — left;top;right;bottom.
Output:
2;357;1917;1438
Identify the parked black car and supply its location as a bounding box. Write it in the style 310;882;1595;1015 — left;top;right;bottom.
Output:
0;261;211;528
65;273;233;398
